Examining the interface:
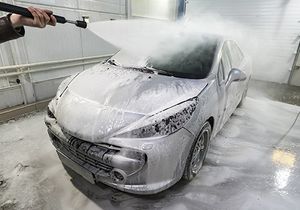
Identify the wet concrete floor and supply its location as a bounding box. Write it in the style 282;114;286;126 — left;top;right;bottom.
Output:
249;80;300;106
0;96;299;210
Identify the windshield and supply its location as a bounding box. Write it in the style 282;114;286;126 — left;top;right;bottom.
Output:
107;35;219;79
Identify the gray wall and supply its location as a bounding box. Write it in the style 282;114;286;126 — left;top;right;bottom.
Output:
131;0;184;20
131;0;177;20
0;0;127;109
17;0;126;63
186;0;300;84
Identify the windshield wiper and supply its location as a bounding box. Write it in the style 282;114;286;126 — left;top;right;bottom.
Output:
109;63;175;77
140;66;177;77
153;68;175;76
131;66;173;76
144;66;175;76
125;66;155;74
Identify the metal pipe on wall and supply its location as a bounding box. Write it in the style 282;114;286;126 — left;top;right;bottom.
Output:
0;55;112;72
0;54;112;110
0;59;107;78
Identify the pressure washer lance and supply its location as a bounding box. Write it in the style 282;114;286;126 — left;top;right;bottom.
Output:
0;2;87;29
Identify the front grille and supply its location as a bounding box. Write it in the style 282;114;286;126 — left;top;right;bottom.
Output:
50;132;118;172
66;137;115;171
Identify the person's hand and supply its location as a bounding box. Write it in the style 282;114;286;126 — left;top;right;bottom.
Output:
10;6;56;28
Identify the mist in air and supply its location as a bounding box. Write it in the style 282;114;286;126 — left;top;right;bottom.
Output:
89;15;275;81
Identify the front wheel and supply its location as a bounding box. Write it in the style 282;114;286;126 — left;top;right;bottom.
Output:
183;122;211;181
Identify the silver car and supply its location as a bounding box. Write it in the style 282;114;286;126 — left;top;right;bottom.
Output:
45;34;251;195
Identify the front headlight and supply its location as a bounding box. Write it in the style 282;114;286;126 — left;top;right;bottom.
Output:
117;97;198;138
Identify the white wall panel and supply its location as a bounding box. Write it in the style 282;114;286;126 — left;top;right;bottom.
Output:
186;0;300;84
0;87;24;109
17;0;78;9
78;0;126;14
33;77;65;100
30;66;83;83
131;0;177;20
14;0;125;64
22;9;83;63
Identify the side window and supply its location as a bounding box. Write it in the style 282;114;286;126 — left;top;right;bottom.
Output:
228;41;244;67
221;42;232;79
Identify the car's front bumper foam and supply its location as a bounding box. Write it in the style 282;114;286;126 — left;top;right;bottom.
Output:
45;115;194;194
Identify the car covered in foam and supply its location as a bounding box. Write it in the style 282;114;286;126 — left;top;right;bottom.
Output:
45;34;251;194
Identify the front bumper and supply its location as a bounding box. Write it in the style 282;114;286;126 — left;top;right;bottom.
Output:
45;115;194;194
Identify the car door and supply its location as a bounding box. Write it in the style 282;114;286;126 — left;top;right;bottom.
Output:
216;42;232;131
228;40;246;101
223;41;246;123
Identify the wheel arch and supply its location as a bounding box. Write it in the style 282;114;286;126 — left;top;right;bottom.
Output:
207;116;214;132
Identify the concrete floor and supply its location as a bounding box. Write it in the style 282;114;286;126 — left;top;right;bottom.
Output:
248;80;300;106
0;93;300;209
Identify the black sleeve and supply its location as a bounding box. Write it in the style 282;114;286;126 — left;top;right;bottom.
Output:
0;14;25;44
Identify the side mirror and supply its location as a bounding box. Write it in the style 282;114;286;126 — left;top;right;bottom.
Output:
226;68;247;86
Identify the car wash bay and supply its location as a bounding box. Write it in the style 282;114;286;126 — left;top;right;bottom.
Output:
0;83;300;210
0;0;300;209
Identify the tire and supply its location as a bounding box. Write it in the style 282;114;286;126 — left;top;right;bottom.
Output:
183;122;212;181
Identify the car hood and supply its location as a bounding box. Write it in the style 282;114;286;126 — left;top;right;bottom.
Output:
55;64;208;142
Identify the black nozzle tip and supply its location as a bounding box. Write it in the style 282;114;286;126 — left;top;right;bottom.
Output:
76;20;87;29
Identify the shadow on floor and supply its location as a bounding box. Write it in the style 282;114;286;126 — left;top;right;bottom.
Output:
63;164;190;209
